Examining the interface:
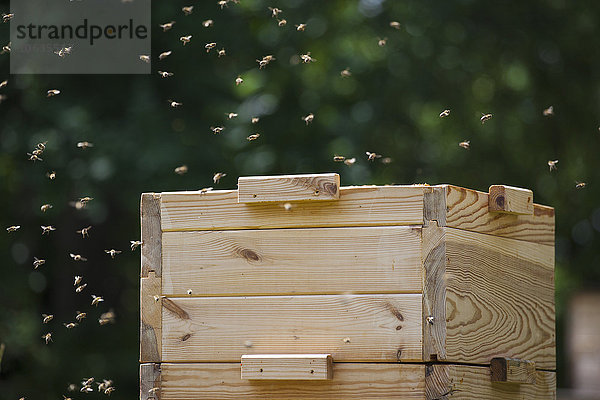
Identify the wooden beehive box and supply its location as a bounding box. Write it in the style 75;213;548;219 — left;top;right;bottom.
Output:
140;173;556;400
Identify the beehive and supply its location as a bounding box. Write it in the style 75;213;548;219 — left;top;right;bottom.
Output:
140;173;556;400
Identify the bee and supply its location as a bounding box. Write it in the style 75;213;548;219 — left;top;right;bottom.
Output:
381;157;393;164
300;52;316;63
69;253;87;262
80;197;93;205
33;257;46;269
76;226;92;238
226;112;238;119
63;395;73;400
251;117;259;123
54;47;72;58
247;133;260;141
217;0;228;9
98;379;113;391
139;55;150;63
389;21;401;29
82;378;95;387
205;42;217;52
80;386;93;393
340;68;352;78
42;332;52;344
213;172;226;184
47;89;61;97
130;240;143;251
202;19;214;28
257;59;269;69
302;113;315;125
333;155;346;162
543;106;554;116
210;126;225;134
439;109;451;118
6;225;20;233
283;203;292;211
182;5;194;15
0;80;7;88
74;276;83;286
104;249;122;259
268;7;283;17
480;113;493;124
41;225;56;235
75;283;87;293
47;171;56;180
200;187;213;194
91;295;104;306
159;21;175;31
575;181;587;189
459;140;470;149
27;152;42;162
1;42;10;54
366;151;382;161
295;23;307;32
99;310;116;324
158;51;172;60
41;204;53;213
75;311;87;322
235;75;243;85
344;157;356;166
168;99;183;108
378;38;387;47
42;314;54;324
218;48;226;57
158;71;174;78
104;387;116;395
343;337;351;343
180;35;192;45
548;160;558;171
174;165;188;175
187;289;193;295
63;322;78;329
277;19;287;27
148;387;160;395
2;13;14;23
31;148;43;156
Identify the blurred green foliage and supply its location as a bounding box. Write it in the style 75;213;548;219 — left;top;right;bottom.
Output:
0;0;599;397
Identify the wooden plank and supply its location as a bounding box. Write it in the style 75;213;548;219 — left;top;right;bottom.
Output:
490;357;536;384
160;362;425;399
423;186;447;226
140;363;161;400
162;226;423;296
141;193;162;277
426;364;555;399
161;294;422;362
444;228;556;369
488;185;533;215
160;186;424;231
241;354;333;380
238;173;340;203
445;185;554;245
140;272;162;363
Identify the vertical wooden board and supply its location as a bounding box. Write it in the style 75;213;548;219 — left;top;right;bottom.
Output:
238;173;340;203
444;228;556;369
162;226;423;296
445;185;554;245
161;362;426;399
140;363;161;400
426;364;555;400
160;186;425;231
140;272;162;363
241;354;333;380
141;193;162;277
161;294;423;362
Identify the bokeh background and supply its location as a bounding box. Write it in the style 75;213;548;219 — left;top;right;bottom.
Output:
1;0;599;398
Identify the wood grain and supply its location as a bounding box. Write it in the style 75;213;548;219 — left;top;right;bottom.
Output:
488;185;534;215
241;354;333;380
426;364;555;399
162;226;422;296
445;185;554;245
141;193;162;277
490;357;537;384
140;363;161;400
160;362;425;399
238;173;340;203
161;294;422;362
423;186;447;226
444;228;556;369
140;272;161;363
160;186;424;232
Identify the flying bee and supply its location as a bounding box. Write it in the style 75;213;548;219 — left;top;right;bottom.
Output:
158;71;174;78
381;157;393;164
76;226;92;238
31;149;43;156
159;21;175;31
277;19;287;27
91;295;104;306
47;89;61;97
235;75;243;85
302;113;315;125
139;55;150;63
41;225;56;235
99;310;116;325
218;48;226;57
40;204;52;212
340;68;352;78
205;42;217;52
74;276;83;286
459;140;470;149
480;113;493;124
63;395;73;400
257;59;268;69
543;106;554;116
576;181;587;189
378;37;387;46
75;284;87;293
366;151;382;161
82;377;95;387
130;240;143;250
300;52;316;63
180;35;192;45
251;117;260;124
226;112;238;119
69;253;87;262
217;0;228;9
6;225;20;233
548;160;558;171
333;155;346;162
295;23;307;31
104;387;116;395
2;13;14;23
42;314;54;324
202;19;214;28
247;133;260;141
1;42;10;54
27;152;43;162
158;51;172;60
268;7;283;17
98;379;113;391
36;141;47;151
389;21;401;29
148;387;160;395
63;322;78;329
0;80;7;88
439;109;451;118
104;249;122;259
175;165;188;175
168;99;183;108
42;332;52;344
210;126;225;134
344;157;356;166
213;172;226;184
182;5;194;15
47;171;56;180
76;311;87;322
80;386;93;393
33;257;46;269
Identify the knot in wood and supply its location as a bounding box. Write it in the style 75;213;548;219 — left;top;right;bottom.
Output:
322;182;338;196
237;248;262;263
495;195;505;208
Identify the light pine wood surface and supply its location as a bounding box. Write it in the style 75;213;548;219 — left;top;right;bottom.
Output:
488;185;534;215
238;173;340;203
240;354;333;380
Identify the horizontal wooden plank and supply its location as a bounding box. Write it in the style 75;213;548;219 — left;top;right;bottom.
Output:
445;185;554;245
161;294;422;362
241;354;333;380
490;357;536;384
488;185;534;215
444;228;555;369
162;226;423;296
238;174;340;203
160;362;425;399
160;186;424;231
